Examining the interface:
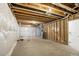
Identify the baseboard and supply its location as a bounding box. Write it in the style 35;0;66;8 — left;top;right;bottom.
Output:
6;41;17;56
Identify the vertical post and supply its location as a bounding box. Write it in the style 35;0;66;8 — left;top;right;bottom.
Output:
64;18;68;45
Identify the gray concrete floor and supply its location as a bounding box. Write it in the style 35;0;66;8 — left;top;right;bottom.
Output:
11;38;79;56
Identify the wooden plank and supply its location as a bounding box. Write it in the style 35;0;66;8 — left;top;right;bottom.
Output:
50;23;52;40
53;22;55;41
14;3;65;16
42;18;68;45
54;21;56;41
56;21;59;42
14;10;57;20
15;14;52;22
12;6;60;19
59;20;61;43
64;18;68;45
61;20;64;43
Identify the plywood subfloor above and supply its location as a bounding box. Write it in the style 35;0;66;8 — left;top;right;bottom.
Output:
12;38;79;56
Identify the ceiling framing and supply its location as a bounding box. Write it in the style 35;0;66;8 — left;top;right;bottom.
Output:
9;3;79;25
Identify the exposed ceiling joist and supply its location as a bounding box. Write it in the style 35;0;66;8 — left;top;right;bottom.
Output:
11;3;65;18
18;21;38;26
11;6;61;19
42;3;77;14
9;3;79;25
13;9;59;19
20;3;65;16
15;14;55;22
52;3;77;14
15;15;51;23
17;19;43;25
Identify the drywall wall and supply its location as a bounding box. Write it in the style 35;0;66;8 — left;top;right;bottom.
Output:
0;3;19;55
20;25;42;39
68;19;79;51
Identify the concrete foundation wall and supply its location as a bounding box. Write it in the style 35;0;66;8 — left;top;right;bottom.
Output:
0;3;19;55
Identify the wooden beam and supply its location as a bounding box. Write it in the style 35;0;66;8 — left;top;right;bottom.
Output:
52;3;77;14
14;13;56;21
11;3;65;18
12;7;60;19
17;20;42;25
12;3;65;16
15;14;53;22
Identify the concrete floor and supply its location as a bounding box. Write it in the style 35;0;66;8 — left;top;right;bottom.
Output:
11;38;79;56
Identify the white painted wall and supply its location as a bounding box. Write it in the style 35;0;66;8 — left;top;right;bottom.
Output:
0;4;19;55
68;19;79;51
20;26;42;39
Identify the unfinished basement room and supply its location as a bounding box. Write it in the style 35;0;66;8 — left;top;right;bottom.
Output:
0;3;79;56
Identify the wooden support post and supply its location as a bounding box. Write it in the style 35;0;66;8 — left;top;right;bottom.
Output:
64;18;68;45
